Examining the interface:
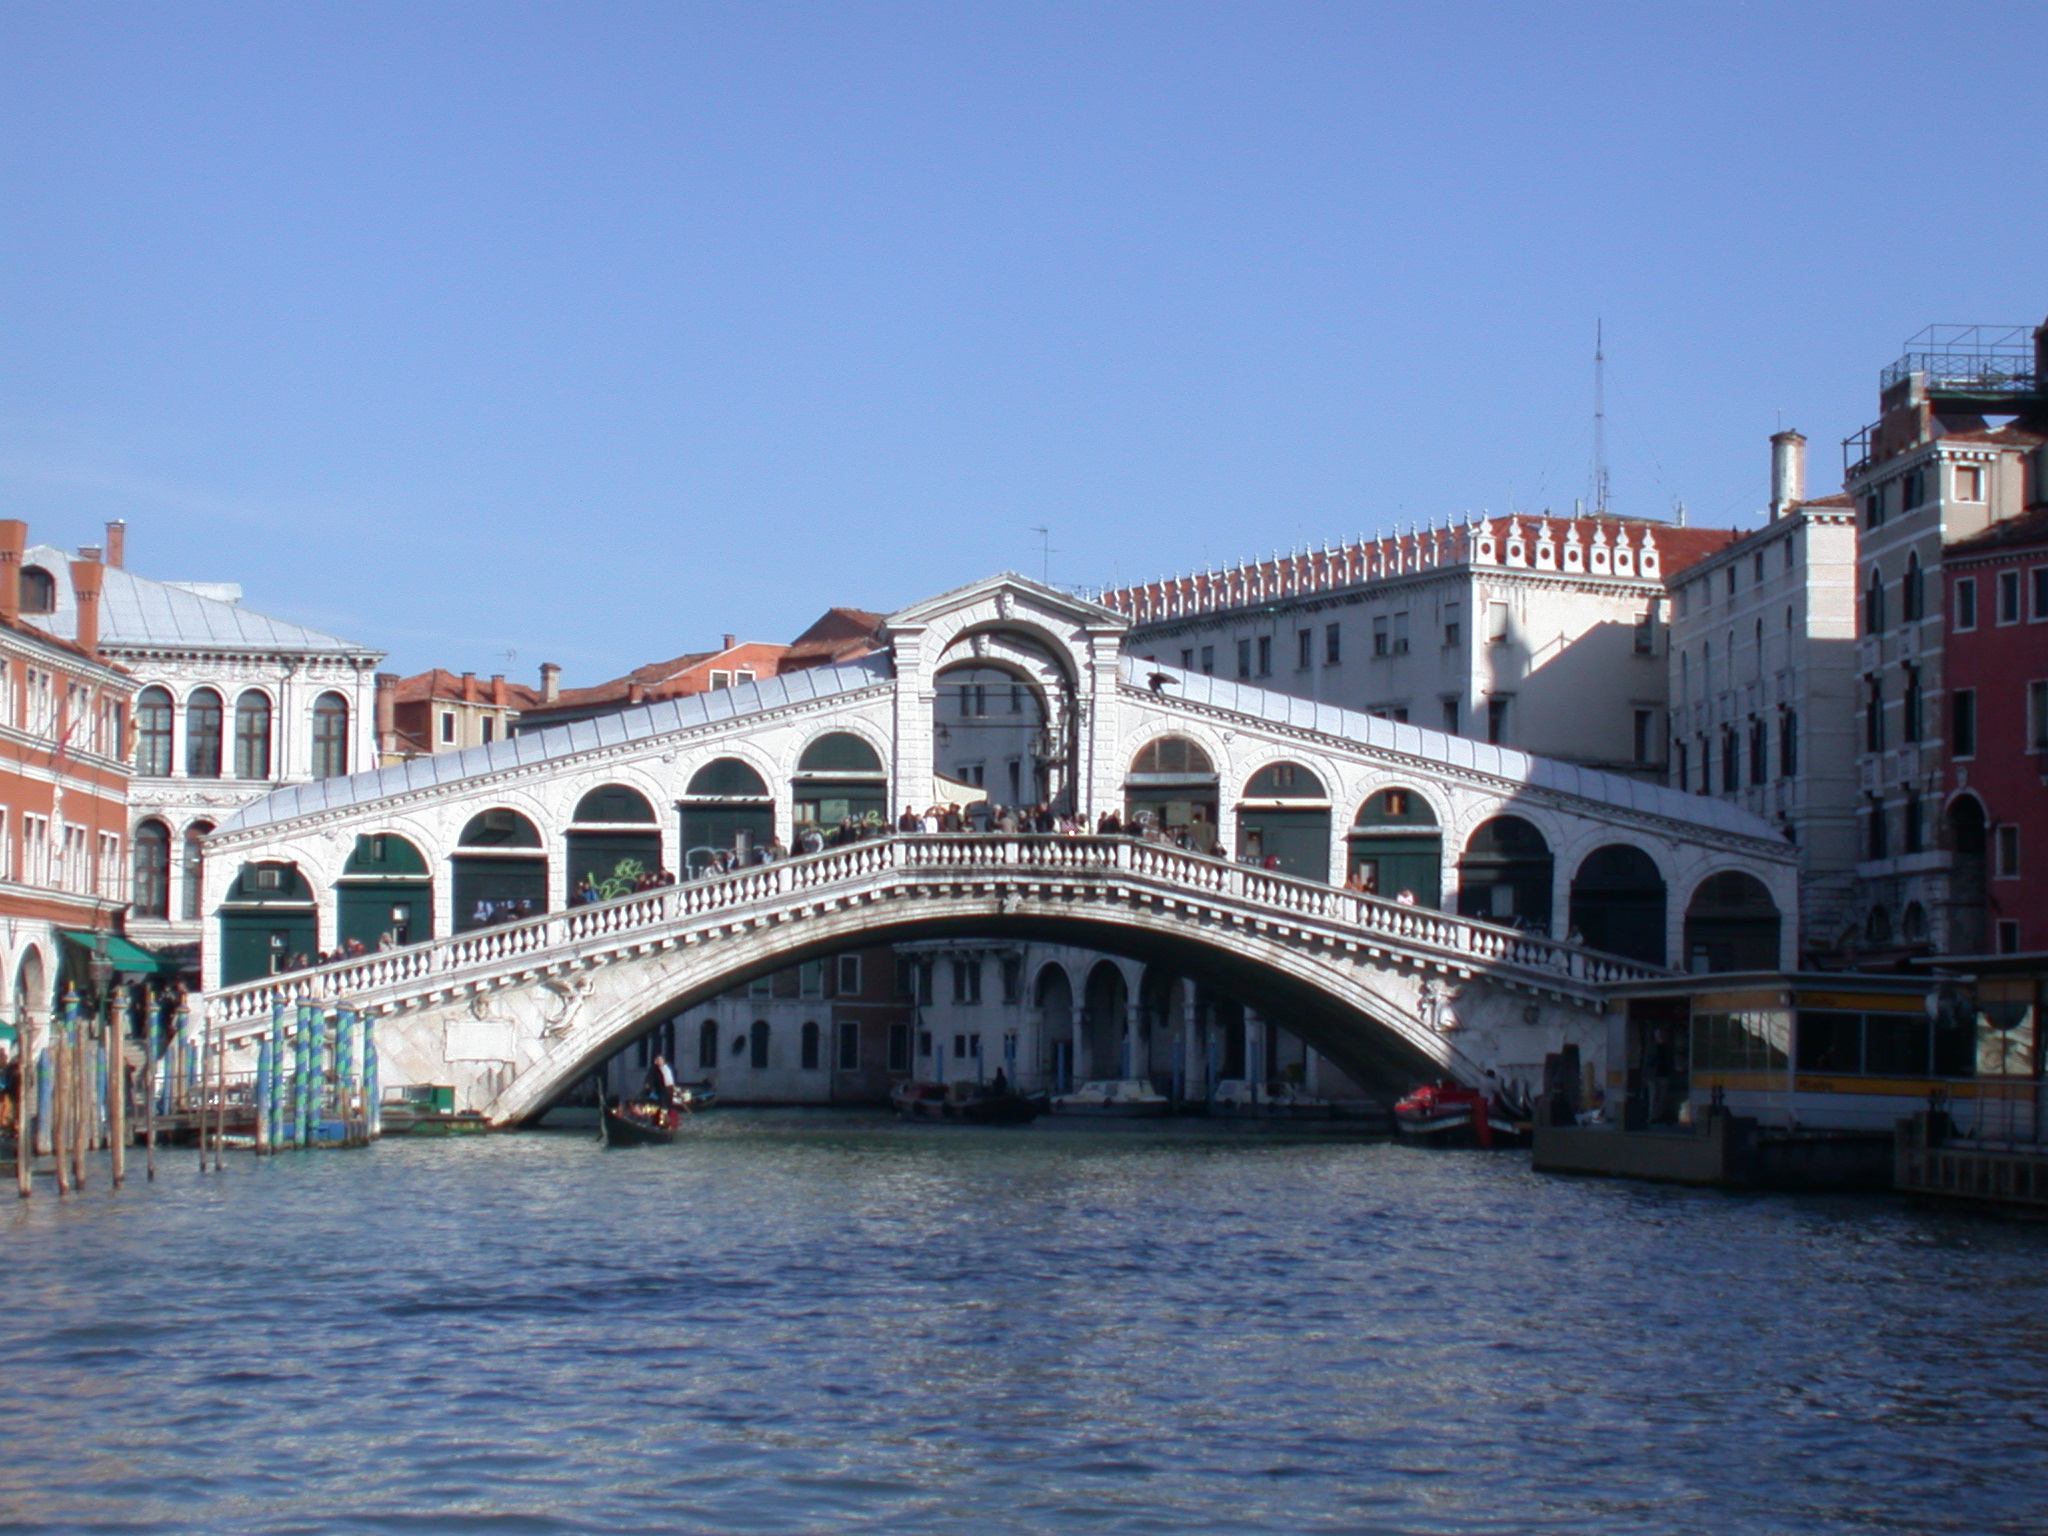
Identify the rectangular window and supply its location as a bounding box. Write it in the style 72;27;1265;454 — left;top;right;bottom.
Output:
2030;681;2048;751
1487;601;1510;644
1296;629;1312;669
836;1021;860;1071
951;957;981;1004
1180;649;1194;669
1726;567;1738;601
1633;709;1654;765
1864;490;1885;529
1953;688;1977;758
1999;570;2022;625
1372;616;1389;656
1633;613;1655;655
1999;920;2021;955
1723;730;1739;792
918;1030;932;1058
1867;800;1889;861
1903;466;1926;509
1903;791;1923;855
801;1023;821;1071
481;717;495;744
440;712;454;744
1391;612;1409;654
1441;698;1460;735
709;671;731;690
1956;463;1985;501
735;670;755;685
1001;955;1022;1004
1236;639;1252;679
1866;679;1885;753
1955;578;1977;631
1750;719;1768;784
953;1033;968;1060
1673;739;1688;790
800;960;823;997
836;955;862;996
1256;635;1271;676
1780;709;1798;776
1324;623;1341;665
888;1023;912;1071
1997;824;2021;879
2034;569;2048;621
749;975;773;998
1486;696;1509;745
1200;645;1214;675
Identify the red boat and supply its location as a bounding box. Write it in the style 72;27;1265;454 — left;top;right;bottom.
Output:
1393;1080;1506;1148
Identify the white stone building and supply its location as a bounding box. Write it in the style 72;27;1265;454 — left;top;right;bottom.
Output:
22;525;383;964
1103;514;1741;779
1665;433;1863;959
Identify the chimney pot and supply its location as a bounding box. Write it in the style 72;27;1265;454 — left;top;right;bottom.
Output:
69;558;103;656
490;673;507;707
460;671;476;703
374;672;399;755
1770;429;1807;521
540;662;561;703
627;680;645;705
722;634;737;651
0;520;24;626
105;521;126;569
78;545;102;563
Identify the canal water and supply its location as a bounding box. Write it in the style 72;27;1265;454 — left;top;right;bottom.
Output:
3;1114;2046;1536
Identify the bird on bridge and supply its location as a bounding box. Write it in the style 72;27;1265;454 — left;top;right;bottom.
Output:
1146;671;1174;693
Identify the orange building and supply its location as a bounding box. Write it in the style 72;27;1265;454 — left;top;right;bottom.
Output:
0;522;140;1035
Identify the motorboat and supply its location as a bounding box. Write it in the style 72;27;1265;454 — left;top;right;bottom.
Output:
890;1079;1046;1125
1050;1079;1173;1117
1392;1080;1526;1148
1208;1079;1332;1118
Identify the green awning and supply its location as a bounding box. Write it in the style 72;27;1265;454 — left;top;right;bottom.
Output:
60;931;177;974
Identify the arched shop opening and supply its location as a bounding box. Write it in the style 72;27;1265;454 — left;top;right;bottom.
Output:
931;662;1047;808
1035;963;1075;1091
337;834;433;951
217;862;318;984
1568;844;1667;965
1347;788;1441;905
1456;816;1554;932
566;784;662;897
679;758;775;874
1235;762;1330;880
453;809;547;931
793;733;887;830
1083;961;1129;1081
1683;871;1782;973
1124;736;1219;852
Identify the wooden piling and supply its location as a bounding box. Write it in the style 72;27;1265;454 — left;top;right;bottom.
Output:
143;992;159;1181
15;1011;32;1200
108;988;127;1188
211;1012;226;1172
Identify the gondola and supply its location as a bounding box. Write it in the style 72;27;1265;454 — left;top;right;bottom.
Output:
597;1088;683;1146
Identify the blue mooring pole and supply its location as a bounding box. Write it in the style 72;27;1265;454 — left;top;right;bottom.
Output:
363;1014;380;1142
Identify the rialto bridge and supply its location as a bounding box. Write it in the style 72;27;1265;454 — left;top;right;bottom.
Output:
200;575;1798;1119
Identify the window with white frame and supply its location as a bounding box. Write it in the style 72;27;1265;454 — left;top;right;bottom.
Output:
709;671;731;690
60;823;88;894
1999;569;2022;625
836;954;861;996
0;808;9;880
22;814;49;886
25;668;55;737
97;831;122;901
1955;463;1985;502
2031;681;2048;751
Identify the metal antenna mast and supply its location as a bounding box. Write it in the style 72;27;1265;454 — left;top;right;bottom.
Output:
1031;526;1054;585
1593;319;1610;517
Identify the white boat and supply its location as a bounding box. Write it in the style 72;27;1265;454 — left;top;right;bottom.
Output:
1209;1078;1333;1118
1050;1079;1174;1117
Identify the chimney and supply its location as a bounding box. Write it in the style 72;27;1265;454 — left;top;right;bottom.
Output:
77;545;102;563
460;670;476;702
540;662;561;704
70;557;103;656
374;671;399;755
0;520;24;625
1769;430;1807;521
105;521;126;569
490;673;507;707
627;680;645;705
722;634;736;651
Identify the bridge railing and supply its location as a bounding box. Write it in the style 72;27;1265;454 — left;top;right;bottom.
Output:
206;833;1665;1027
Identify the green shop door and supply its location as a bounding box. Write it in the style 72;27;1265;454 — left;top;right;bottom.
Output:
1236;810;1331;882
218;910;317;985
679;805;775;872
337;881;433;950
565;831;664;894
1347;835;1442;907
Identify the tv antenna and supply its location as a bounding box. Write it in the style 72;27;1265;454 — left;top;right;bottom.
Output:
1593;319;1610;517
1031;526;1055;585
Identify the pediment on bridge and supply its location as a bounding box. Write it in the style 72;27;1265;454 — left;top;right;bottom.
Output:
884;572;1128;638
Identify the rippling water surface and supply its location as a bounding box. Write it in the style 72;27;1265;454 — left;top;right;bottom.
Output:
4;1113;2048;1535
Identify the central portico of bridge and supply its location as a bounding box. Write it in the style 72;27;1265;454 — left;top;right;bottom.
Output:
202;574;1798;1117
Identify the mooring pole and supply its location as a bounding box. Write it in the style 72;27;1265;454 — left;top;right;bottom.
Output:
108;985;128;1188
143;991;160;1181
15;1006;33;1200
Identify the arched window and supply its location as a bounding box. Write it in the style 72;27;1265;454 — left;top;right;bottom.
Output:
1901;902;1928;942
185;689;223;778
19;566;55;615
311;692;350;780
698;1019;719;1070
459;809;542;846
801;1020;821;1071
1865;906;1893;945
1131;736;1214;776
1864;567;1887;635
1903;553;1923;622
749;1019;771;1070
572;784;657;823
1242;761;1326;799
136;687;174;777
181;820;213;921
131;820;171;919
233;690;272;780
797;732;883;774
685;758;770;798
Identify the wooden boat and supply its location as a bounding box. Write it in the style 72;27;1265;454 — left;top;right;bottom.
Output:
1392;1080;1527;1148
599;1095;683;1146
891;1079;1047;1125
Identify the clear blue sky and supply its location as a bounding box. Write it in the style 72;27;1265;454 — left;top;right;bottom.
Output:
4;2;2045;684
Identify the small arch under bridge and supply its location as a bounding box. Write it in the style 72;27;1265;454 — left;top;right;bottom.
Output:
207;835;1667;1121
